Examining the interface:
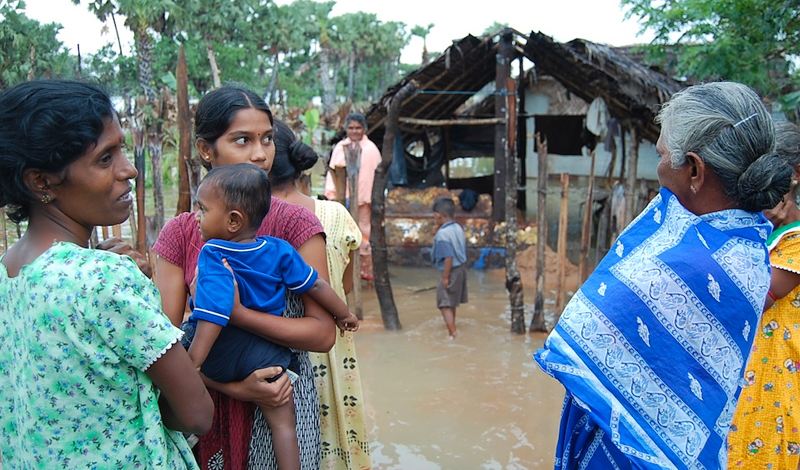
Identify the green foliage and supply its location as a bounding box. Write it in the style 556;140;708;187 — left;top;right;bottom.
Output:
0;2;77;88
621;0;800;101
300;108;321;146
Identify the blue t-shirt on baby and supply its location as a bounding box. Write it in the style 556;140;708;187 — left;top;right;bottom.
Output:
191;236;318;326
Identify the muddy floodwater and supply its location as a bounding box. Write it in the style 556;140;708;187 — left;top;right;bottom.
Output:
355;266;566;470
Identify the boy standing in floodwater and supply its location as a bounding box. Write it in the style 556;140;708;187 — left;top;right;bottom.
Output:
431;196;468;340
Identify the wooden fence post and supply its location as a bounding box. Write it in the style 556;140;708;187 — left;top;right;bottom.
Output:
530;132;549;332
555;173;570;316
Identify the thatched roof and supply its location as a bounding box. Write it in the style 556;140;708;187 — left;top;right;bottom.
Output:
522;32;685;142
352;32;523;147
349;29;685;147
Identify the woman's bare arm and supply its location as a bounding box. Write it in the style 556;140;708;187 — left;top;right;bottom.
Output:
343;250;356;295
155;256;189;327
764;265;800;310
145;344;214;434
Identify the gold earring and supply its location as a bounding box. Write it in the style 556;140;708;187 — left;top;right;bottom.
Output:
41;193;51;204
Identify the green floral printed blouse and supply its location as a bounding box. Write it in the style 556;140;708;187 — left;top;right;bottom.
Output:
0;242;198;469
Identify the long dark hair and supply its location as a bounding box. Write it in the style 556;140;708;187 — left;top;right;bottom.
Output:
0;79;115;223
269;119;319;187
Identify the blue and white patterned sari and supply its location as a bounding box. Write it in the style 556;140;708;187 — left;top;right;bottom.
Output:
535;188;772;470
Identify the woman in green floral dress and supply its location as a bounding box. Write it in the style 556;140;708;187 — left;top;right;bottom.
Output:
0;80;213;469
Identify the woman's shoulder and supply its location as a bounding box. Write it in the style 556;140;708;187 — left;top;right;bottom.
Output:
315;198;348;216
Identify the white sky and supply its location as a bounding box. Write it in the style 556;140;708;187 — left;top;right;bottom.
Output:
23;0;653;63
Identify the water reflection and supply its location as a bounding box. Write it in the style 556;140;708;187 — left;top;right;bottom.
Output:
356;266;564;469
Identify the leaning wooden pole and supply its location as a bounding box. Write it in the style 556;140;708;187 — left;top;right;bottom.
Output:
373;80;418;330
579;150;596;282
530;132;549;332
555;173;569;317
504;77;525;334
176;44;193;215
344;144;363;320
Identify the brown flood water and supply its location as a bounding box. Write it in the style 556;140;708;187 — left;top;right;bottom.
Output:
355;266;566;470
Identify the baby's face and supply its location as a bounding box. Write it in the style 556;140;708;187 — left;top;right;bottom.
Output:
195;183;231;242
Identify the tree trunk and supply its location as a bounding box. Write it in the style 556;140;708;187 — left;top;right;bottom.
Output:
205;38;222;89
134;28;156;101
530;132;549;332
319;49;336;123
347;53;355;100
267;52;280;104
176;45;194;214
373;80;418;330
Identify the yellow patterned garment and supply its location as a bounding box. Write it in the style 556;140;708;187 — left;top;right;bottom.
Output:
728;225;800;469
311;200;372;470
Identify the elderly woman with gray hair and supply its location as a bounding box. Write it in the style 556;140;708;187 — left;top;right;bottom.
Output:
535;81;792;470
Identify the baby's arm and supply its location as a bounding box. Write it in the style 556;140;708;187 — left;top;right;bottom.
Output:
187;320;223;370
305;278;359;334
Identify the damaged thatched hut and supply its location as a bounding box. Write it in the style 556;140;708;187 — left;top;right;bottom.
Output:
330;29;686;269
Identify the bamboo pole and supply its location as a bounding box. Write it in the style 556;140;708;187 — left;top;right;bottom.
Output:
530;132;549;332
398;117;505;126
579;150;596;282
112;224;122;239
555;173;569;316
344;143;363;320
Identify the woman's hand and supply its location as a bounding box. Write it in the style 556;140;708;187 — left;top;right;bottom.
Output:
96;237;153;278
211;366;293;409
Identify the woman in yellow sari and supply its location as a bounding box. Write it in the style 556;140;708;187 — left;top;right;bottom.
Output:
728;121;800;469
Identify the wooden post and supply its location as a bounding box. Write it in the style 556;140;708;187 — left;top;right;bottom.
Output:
176;44;194;214
102;226;109;240
595;198;610;266
555;173;569;316
493;30;514;224
344;143;363;320
530;132;549;332
625;126;640;226
373;81;418;330
331;167;347;206
504;77;525;334
579;151;596;282
112;224;122;239
133;127;147;256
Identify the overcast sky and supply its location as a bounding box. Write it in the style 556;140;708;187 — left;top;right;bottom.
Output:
23;0;653;63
